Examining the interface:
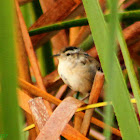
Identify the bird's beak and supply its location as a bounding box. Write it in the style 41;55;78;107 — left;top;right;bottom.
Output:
52;54;60;57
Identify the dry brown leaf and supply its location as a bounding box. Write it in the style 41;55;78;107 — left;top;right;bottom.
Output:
39;0;55;12
19;79;121;137
29;0;84;47
36;97;84;140
26;95;89;140
29;97;50;131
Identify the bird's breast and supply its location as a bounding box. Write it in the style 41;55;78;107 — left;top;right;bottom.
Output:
58;60;96;93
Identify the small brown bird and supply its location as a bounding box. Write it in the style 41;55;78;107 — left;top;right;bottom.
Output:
53;46;100;97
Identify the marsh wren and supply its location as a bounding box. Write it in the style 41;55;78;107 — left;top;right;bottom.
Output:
54;47;100;96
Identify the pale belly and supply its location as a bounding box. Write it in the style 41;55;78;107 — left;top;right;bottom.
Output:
58;60;96;94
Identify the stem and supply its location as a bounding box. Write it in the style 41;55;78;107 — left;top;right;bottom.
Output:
29;10;140;36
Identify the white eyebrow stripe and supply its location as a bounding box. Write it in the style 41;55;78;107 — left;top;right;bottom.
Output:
65;49;80;54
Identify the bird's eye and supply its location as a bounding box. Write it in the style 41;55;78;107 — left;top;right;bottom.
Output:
66;53;70;56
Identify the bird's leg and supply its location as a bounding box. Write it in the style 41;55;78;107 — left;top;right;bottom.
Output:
81;93;89;101
76;91;80;99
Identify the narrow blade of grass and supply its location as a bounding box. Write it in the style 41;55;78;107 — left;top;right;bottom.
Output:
29;10;140;36
0;1;21;139
103;0;118;139
117;23;140;115
82;0;140;139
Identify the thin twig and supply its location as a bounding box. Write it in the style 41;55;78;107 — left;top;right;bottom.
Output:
52;84;67;110
18;78;121;137
74;113;83;131
15;8;37;138
80;72;104;136
15;0;52;113
72;26;91;46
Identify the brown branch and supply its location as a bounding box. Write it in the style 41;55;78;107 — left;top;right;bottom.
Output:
41;70;64;93
74;113;83;131
39;0;69;67
15;0;45;91
120;0;138;9
52;30;69;63
72;26;91;46
39;0;54;12
77;112;121;137
52;84;67;110
18;78;121;137
42;70;58;85
29;0;84;48
123;21;140;46
15;6;37;138
15;14;31;83
90;129;105;140
19;78;61;105
62;123;89;140
18;0;33;5
69;16;80;45
80;72;104;136
71;0;106;47
46;78;64;93
15;0;52;112
34;69;63;93
18;90;38;137
87;47;98;59
88;21;140;64
119;38;140;66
